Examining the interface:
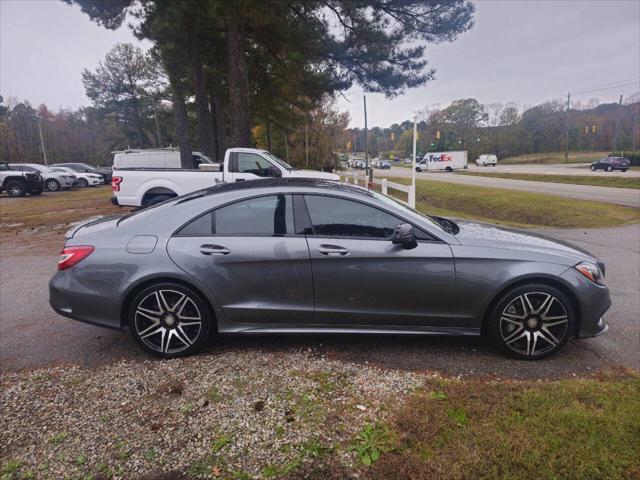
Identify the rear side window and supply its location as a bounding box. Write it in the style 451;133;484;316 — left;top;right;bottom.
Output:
176;195;294;236
304;195;400;238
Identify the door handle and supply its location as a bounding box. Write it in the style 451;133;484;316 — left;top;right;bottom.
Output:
318;244;349;256
200;244;231;255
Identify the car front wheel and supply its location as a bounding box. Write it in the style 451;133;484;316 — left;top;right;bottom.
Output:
46;179;60;191
606;165;613;172
79;178;89;188
128;283;212;358
488;284;574;359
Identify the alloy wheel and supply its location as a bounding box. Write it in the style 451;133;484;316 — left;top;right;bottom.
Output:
134;289;203;354
499;292;569;357
46;179;59;191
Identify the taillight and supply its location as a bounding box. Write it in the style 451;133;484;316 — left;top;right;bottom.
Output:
58;246;94;270
112;176;122;192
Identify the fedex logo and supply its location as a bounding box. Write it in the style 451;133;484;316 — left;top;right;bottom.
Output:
427;154;453;162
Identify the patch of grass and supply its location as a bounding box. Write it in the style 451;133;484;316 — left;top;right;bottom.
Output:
350;423;395;466
499;151;608;165
211;434;232;453
459;171;640;189
362;373;640;480
48;432;69;444
204;385;223;403
389;177;640;228
0;459;23;479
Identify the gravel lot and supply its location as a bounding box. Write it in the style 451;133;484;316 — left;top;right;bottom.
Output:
1;350;422;479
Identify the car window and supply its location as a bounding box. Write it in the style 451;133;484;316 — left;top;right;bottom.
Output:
235;153;274;177
304;195;400;238
176;195;294;236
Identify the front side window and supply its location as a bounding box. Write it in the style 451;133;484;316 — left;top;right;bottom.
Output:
235;153;275;177
177;195;294;236
304;195;400;238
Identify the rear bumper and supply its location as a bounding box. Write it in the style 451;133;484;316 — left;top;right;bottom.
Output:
49;270;124;330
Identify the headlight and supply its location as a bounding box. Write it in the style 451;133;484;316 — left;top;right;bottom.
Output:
575;261;604;285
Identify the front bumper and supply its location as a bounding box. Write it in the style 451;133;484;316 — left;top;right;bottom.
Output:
560;267;611;338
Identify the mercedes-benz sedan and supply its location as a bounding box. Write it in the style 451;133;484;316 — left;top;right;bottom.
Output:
50;179;610;360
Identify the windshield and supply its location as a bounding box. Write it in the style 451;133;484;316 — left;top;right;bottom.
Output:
368;190;448;233
263;151;294;171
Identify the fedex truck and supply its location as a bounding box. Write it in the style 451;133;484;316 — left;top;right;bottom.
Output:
415;151;468;172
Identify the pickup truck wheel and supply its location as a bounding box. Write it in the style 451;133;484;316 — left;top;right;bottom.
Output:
45;179;60;191
143;194;173;208
6;180;26;197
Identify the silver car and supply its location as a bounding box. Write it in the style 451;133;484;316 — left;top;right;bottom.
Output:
49;179;610;359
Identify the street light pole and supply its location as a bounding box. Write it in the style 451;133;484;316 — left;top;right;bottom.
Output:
364;95;371;185
37;117;48;166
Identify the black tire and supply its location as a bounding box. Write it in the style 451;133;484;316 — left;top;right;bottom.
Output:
79;178;89;188
606;165;613;172
590;165;596;171
445;167;453;173
5;180;26;197
45;179;61;191
128;282;212;359
415;167;422;172
143;194;174;208
621;169;628;172
487;283;575;360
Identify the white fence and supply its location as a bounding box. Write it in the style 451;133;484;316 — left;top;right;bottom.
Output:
339;172;416;208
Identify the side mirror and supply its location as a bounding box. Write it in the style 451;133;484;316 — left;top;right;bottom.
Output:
392;223;417;249
267;165;282;178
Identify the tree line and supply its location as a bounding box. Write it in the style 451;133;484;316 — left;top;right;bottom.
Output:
349;97;640;160
52;0;474;167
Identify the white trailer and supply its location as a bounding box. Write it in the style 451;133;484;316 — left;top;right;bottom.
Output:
415;151;468;172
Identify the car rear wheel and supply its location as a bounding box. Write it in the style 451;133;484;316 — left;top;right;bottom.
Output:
46;179;60;191
488;284;574;359
590;165;596;171
6;180;26;197
128;282;212;358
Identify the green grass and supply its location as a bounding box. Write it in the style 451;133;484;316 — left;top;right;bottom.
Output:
458;171;640;189
499;151;608;165
361;373;640;480
386;178;640;228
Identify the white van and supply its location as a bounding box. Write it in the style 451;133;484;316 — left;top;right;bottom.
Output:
475;154;497;166
112;148;214;170
415;151;467;172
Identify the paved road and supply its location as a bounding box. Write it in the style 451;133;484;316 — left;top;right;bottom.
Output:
467;162;640;177
1;225;638;378
375;167;640;208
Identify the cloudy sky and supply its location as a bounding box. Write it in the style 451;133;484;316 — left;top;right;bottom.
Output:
1;0;638;128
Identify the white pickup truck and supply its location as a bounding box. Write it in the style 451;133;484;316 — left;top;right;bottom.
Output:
111;148;339;208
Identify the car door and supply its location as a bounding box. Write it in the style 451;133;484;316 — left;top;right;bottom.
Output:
301;194;455;328
166;194;314;325
226;152;280;182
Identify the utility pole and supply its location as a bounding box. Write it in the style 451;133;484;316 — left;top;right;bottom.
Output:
364;95;371;184
37;117;48;165
412;115;417;191
613;94;623;153
305;122;309;166
564;92;571;163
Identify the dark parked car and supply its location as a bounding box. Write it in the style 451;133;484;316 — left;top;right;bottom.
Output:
0;162;44;197
590;157;631;172
52;162;112;183
50;179;610;361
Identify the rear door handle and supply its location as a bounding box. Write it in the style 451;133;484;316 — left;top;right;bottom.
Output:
200;244;231;255
318;244;350;256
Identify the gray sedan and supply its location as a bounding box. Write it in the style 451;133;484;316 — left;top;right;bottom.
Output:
49;179;610;360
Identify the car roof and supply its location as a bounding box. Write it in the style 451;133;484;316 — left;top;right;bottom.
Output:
202;178;370;196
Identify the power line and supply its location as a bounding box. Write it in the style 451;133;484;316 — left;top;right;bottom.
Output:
571;77;640;94
572;79;640;97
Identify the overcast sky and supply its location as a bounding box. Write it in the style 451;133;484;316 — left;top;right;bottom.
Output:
1;0;638;128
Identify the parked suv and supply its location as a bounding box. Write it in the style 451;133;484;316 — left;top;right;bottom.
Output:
9;163;76;191
0;162;44;197
53;162;112;183
590;157;631;172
